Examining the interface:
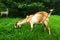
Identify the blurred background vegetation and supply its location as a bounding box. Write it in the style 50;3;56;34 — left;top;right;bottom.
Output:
0;0;60;17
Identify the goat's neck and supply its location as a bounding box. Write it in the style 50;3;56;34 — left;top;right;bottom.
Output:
20;19;27;24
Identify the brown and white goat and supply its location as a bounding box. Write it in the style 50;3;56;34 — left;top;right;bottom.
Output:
15;9;54;35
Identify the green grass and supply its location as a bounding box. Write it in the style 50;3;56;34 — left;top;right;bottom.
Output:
0;15;60;40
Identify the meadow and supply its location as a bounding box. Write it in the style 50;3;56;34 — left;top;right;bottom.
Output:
0;15;60;40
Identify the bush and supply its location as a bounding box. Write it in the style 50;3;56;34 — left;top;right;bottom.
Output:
0;0;60;17
17;2;48;17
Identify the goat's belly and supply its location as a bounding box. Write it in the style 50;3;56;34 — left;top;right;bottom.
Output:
31;18;43;24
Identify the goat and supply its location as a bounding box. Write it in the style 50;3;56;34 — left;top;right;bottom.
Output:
0;8;8;16
15;9;54;35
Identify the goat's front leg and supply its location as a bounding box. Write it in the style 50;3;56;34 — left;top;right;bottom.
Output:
1;13;2;16
30;23;34;31
6;14;8;16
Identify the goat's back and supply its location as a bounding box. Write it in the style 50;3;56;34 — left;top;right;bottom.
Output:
31;11;49;23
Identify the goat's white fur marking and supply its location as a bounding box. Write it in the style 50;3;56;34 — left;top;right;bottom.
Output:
31;14;39;23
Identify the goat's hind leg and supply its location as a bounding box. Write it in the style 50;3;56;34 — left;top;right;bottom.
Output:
44;20;51;35
44;24;47;32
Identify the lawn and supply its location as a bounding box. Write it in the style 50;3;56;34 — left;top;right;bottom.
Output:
0;15;60;40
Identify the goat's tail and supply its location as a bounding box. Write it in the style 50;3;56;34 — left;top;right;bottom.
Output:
48;9;54;17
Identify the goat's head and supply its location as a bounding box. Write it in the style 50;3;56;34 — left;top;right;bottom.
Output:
14;18;28;28
14;21;21;28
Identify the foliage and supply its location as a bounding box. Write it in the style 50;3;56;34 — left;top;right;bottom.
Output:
0;0;60;17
